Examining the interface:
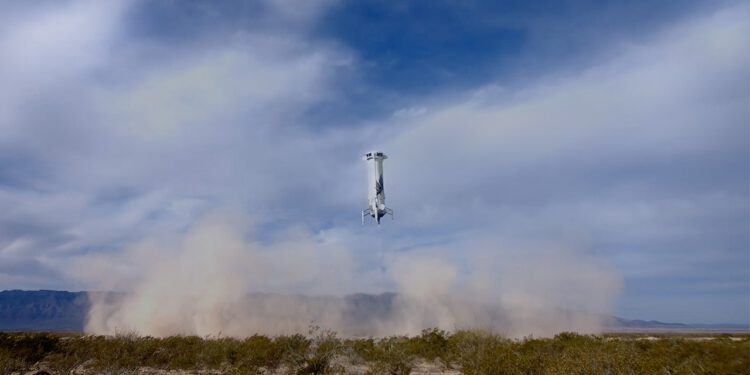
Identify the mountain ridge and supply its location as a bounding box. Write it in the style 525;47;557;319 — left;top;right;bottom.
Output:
1;290;746;333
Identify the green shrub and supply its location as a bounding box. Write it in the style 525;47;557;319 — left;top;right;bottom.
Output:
0;333;61;372
0;330;747;374
367;336;415;375
236;334;284;371
410;328;450;362
449;330;517;375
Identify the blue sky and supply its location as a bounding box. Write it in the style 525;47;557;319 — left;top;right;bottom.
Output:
0;0;747;325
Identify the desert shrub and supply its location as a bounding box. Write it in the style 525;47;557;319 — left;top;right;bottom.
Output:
347;337;377;364
367;336;415;375
410;328;450;362
272;325;345;375
235;334;284;372
0;330;748;374
85;334;144;372
0;350;16;374
197;336;241;369
0;332;58;360
163;335;203;369
626;337;750;375
449;331;518;375
300;326;343;374
346;336;415;374
275;333;312;373
45;335;95;373
0;333;60;372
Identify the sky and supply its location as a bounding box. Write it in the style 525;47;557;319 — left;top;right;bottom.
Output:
0;0;748;325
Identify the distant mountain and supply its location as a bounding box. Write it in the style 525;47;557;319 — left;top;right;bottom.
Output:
603;316;749;332
1;290;747;333
0;290;90;331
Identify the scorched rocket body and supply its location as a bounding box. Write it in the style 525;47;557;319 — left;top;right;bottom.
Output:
362;151;393;225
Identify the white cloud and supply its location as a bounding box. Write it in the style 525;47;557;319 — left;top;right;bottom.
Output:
382;4;747;230
371;4;748;322
0;0;353;289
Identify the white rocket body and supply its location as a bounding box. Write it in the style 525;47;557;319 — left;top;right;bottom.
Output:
362;151;393;224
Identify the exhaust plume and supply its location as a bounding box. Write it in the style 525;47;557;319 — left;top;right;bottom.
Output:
78;213;621;337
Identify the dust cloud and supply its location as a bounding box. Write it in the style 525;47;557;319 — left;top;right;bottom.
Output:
81;213;621;338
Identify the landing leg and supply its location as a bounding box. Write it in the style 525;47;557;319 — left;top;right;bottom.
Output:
361;209;370;225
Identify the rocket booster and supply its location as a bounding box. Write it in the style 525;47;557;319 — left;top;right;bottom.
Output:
362;151;393;224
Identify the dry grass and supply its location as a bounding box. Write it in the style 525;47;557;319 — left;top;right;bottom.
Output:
1;328;747;374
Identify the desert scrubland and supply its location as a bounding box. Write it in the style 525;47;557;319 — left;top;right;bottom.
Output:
1;329;748;374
